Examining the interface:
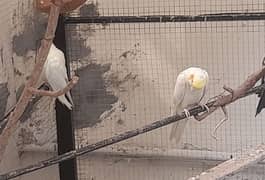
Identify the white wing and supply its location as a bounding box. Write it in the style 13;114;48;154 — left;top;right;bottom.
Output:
198;69;209;103
44;44;73;110
171;72;186;114
169;72;188;143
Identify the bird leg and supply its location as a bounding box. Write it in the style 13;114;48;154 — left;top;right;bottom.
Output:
208;91;226;102
193;98;217;121
211;106;228;140
193;91;227;122
194;106;217;121
28;76;79;97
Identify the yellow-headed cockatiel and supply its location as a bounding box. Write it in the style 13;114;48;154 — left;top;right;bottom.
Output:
170;67;209;144
38;43;74;110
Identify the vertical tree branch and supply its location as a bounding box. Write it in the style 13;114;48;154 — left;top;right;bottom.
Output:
0;1;62;163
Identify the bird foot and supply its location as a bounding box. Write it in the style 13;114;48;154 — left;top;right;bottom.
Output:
199;104;210;113
183;108;191;118
193;103;215;121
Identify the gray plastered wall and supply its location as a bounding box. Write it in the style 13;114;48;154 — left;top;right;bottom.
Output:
0;0;58;179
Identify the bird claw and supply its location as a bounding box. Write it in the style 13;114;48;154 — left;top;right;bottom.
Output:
183;109;191;118
199;104;210;113
27;87;39;95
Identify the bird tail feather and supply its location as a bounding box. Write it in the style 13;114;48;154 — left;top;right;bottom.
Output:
58;95;72;110
169;118;188;144
66;91;74;106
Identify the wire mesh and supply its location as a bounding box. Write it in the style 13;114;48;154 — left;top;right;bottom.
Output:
65;1;265;179
70;0;265;16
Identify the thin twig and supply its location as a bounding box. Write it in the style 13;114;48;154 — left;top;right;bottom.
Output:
211;106;228;140
0;1;62;163
28;76;79;97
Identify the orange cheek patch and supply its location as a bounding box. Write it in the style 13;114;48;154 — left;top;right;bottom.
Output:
188;74;194;81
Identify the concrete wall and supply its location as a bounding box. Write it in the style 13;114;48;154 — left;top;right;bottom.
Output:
0;0;58;179
67;0;265;180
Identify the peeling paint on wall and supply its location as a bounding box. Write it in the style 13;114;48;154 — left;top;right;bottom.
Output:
73;63;118;128
12;11;47;56
66;2;107;62
17;96;56;149
79;1;100;16
17;127;37;145
66;25;92;61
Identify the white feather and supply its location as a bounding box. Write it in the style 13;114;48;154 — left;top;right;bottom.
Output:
42;44;73;110
170;67;208;144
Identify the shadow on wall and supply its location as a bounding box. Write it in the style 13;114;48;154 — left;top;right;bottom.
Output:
68;1;118;128
66;1;102;61
72;63;118;129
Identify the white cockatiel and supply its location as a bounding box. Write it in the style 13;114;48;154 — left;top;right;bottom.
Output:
170;67;209;144
38;43;74;110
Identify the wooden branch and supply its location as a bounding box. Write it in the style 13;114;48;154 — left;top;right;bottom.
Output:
192;67;265;133
0;1;62;163
187;144;265;180
213;67;265;107
28;76;79;97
